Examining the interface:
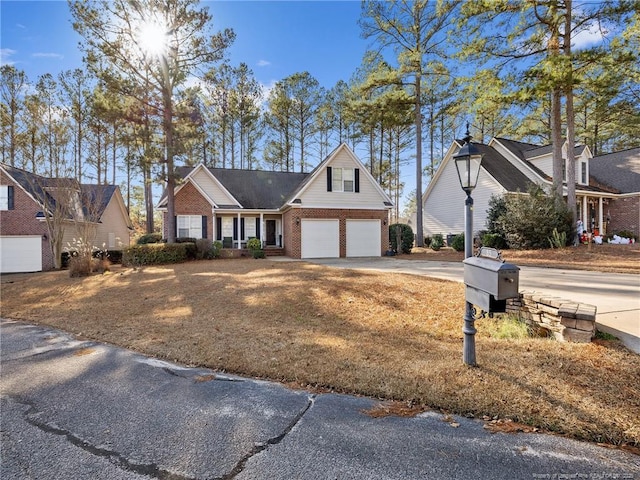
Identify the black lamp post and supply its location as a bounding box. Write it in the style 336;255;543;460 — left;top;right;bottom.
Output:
453;124;483;366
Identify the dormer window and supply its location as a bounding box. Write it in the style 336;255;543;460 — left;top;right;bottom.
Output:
581;162;587;184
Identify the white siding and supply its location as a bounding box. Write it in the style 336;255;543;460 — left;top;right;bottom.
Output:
423;159;504;238
298;149;387;209
529;156;553;178
191;169;237;206
95;194;131;249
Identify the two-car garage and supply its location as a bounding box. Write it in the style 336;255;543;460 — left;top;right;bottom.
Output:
300;219;381;259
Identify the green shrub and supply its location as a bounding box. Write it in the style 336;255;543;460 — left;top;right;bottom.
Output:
136;233;163;244
450;233;465;252
482;233;508;250
122;243;191;266
246;237;265;259
430;233;444;251
485;194;507;238
389;223;414;254
211;241;222;259
494;186;572;250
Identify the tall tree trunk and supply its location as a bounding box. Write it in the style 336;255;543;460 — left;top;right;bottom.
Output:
564;0;577;226
415;73;424;247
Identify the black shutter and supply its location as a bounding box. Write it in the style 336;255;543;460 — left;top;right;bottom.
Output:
233;218;238;240
216;217;222;241
256;218;260;239
174;216;177;239
7;186;14;210
202;216;208;239
326;167;332;191
240;218;245;240
355;168;360;193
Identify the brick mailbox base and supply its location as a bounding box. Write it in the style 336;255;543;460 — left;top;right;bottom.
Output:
506;291;597;343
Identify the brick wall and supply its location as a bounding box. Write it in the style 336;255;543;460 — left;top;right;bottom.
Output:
607;195;639;237
283;207;390;258
0;170;53;270
162;182;213;239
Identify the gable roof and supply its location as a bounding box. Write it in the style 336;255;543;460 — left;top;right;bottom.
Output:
474;143;535;192
164;144;393;211
1;163;120;220
589;147;640;194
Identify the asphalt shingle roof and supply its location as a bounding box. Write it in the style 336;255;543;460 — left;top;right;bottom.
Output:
173;167;310;209
589;147;640;194
474;143;535;192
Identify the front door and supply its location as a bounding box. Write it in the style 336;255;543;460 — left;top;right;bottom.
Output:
266;220;276;246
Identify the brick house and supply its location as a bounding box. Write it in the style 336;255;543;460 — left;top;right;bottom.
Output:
157;144;393;258
0;164;133;273
418;138;640;239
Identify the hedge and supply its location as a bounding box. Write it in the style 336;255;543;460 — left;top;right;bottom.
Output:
122;243;193;266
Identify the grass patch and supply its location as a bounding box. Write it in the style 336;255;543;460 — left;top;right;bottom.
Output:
1;259;639;448
485;314;534;340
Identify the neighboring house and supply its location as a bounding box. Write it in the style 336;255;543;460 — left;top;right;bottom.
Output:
419;137;637;240
589;147;640;238
0;164;133;273
157;143;393;258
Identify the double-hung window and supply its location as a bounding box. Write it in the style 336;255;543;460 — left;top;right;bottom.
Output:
177;215;202;239
332;168;354;192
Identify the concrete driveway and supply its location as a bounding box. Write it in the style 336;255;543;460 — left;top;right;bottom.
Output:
303;257;640;354
2;319;639;479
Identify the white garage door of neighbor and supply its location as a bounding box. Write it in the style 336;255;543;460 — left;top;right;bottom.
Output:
0;236;42;273
346;219;381;257
301;219;339;258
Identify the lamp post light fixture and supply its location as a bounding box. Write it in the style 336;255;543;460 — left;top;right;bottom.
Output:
453;124;483;366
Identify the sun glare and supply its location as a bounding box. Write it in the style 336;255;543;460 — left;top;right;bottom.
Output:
137;20;168;57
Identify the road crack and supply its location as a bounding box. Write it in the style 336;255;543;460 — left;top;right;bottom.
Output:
12;396;193;480
219;394;316;480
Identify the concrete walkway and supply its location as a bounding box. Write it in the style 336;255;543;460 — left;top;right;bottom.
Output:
2;319;639;479
299;257;640;354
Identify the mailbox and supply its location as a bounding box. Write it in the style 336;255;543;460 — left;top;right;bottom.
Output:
463;248;519;313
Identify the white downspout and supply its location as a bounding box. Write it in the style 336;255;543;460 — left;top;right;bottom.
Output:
598;197;603;236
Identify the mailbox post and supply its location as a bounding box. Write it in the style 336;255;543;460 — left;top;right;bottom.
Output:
453;126;483;366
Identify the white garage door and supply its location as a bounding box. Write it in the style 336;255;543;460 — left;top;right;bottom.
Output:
301;219;339;259
0;236;42;273
346;219;381;257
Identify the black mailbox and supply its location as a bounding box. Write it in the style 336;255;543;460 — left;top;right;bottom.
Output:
463;248;519;313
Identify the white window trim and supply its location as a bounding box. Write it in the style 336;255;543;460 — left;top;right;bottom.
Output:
332;167;354;193
0;185;9;211
177;215;202;239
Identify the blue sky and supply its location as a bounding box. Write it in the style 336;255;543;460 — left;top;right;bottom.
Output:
1;0;369;93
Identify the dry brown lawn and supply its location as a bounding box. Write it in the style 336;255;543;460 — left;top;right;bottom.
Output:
402;243;640;274
2;256;639;451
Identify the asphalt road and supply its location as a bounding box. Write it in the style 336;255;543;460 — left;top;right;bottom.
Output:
1;319;639;479
302;257;640;354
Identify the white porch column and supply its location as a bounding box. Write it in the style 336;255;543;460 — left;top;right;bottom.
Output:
259;213;264;247
237;212;242;249
212;209;216;241
598;197;603;235
582;196;588;232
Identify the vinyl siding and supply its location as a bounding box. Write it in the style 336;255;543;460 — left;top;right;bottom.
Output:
298;149;386;209
423;158;505;237
191;169;237;206
95;195;131;249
